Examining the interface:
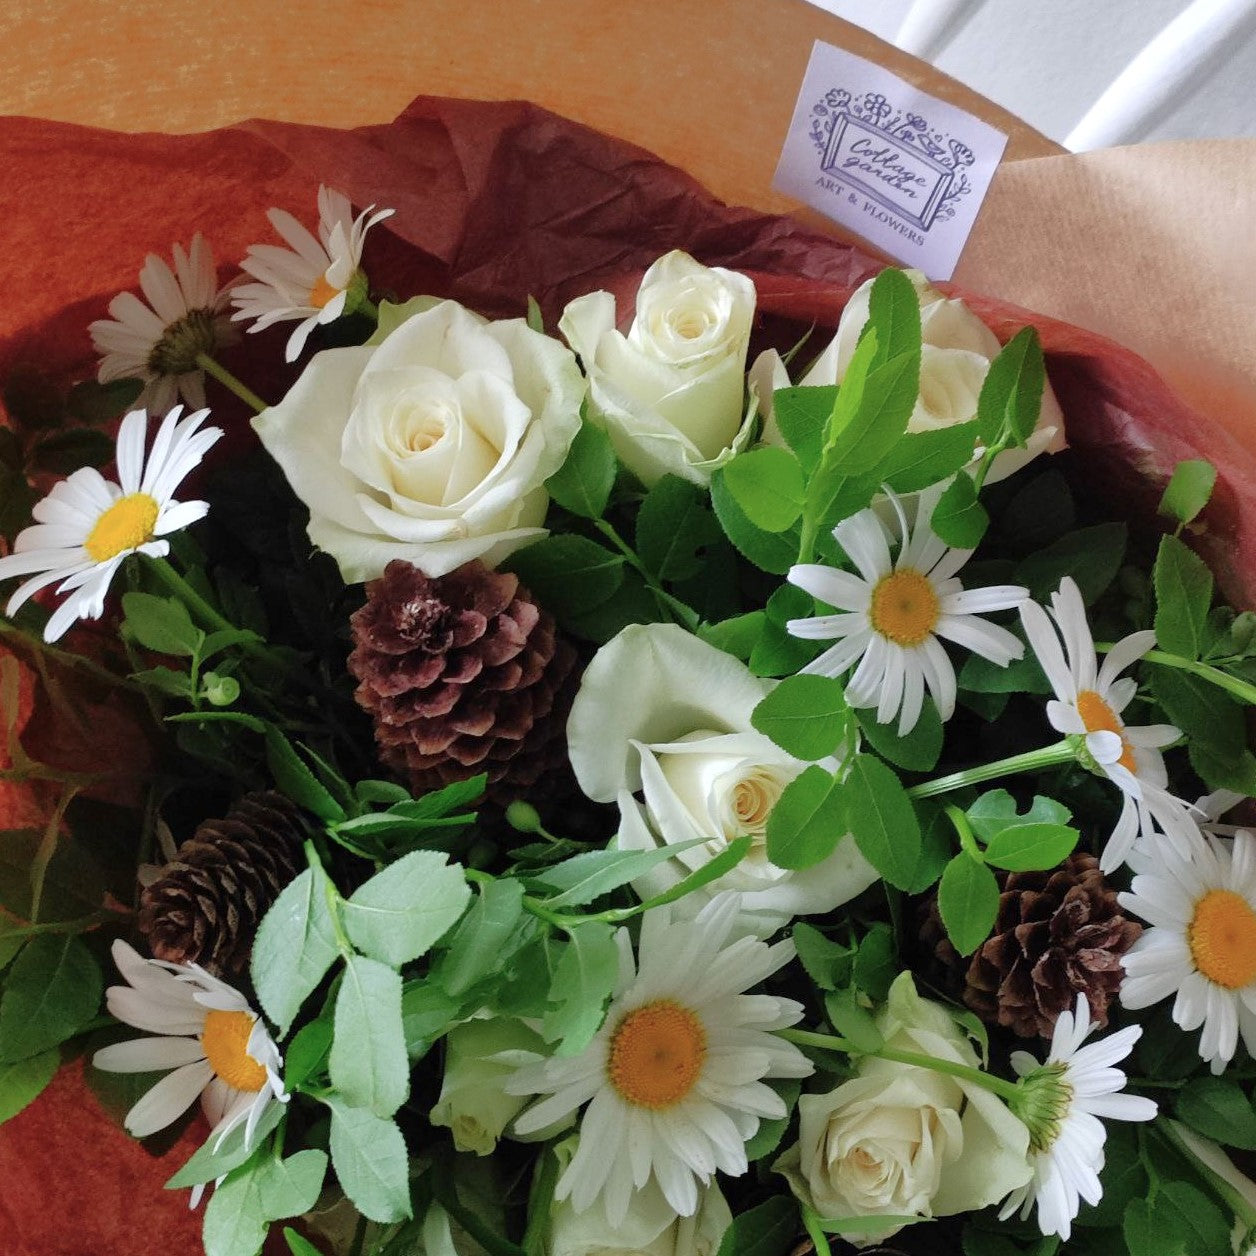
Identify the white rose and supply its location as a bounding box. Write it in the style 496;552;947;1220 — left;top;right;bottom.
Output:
252;298;584;582
749;268;1065;482
546;1149;731;1256
429;1018;543;1156
775;973;1032;1245
560;250;757;487
566;623;877;935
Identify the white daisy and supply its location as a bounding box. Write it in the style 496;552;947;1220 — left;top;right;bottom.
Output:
0;405;222;641
231;185;394;362
999;994;1156;1241
504;894;813;1226
1019;576;1197;872
1120;826;1256;1073
89;234;235;414
93;940;287;1150
786;481;1028;735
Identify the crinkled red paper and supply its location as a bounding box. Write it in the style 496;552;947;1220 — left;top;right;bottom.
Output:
0;95;1252;1254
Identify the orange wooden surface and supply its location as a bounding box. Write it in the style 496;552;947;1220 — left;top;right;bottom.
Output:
0;0;1059;220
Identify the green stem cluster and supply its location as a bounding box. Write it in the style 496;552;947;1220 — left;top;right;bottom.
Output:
908;739;1076;800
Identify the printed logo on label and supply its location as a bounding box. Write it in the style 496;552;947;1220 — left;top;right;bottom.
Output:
775;43;1007;280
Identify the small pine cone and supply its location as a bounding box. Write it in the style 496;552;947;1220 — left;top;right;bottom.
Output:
139;792;307;976
924;852;1142;1039
347;559;580;802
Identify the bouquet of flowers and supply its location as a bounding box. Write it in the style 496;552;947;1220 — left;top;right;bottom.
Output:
2;99;1256;1256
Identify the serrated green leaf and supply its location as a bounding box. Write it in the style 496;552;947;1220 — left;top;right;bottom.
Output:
264;726;345;823
432;878;525;996
342;850;469;967
853;924;896;1000
121;591;202;657
203;1159;269;1256
698;611;765;661
1159;459;1216;526
983;822;1078;871
824;349;919;476
325;1098;412;1223
930;471;988;548
283;1229;323;1256
250;865;340;1037
764;765;844;870
255;1149;327;1221
1176;1075;1256;1150
0;1047;57;1123
633;836;753;912
65;377;143;424
1154;534;1213;661
29;427;117;475
544;419;616;519
710;467;798;574
867;266;923;367
284;1016;333;1091
792;922;854;992
1016;523;1127;605
330;955;409;1117
536;839;706;908
976;326;1044;448
721;446;806;533
743;1078;802;1163
874;421;982;493
0;934;101;1062
401;980;463;1060
636;474;722;581
825;986;884;1054
504;535;626;616
938;854;999;956
843;756;921;890
966;790;1071;839
165;1102;285;1189
855;700;942;771
715;1194;798;1256
772;386;832;471
751;673;851;760
541;922;619;1056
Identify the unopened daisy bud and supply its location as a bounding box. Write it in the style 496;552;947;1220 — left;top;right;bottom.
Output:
505;800;543;834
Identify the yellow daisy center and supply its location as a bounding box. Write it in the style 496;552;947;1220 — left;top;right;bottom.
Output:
1189;889;1256;989
1076;689;1137;774
869;568;940;647
309;273;342;309
607;999;707;1110
84;493;160;563
200;1009;268;1092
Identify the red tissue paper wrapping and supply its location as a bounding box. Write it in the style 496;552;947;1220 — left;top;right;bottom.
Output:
0;95;1253;1254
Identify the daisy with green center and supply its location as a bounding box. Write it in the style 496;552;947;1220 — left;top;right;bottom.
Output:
92;940;287;1150
231;184;394;362
1019;575;1196;872
89;235;235;413
1119;825;1256;1073
0;405;222;641
504;893;813;1226
999;994;1156;1241
786;481;1028;735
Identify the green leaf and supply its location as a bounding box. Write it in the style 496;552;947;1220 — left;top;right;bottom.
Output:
536;840;708;907
966;790;1071;839
764;765;844;870
1124;1198;1186;1256
867;266;923;367
562;567;661;644
342;850;470;967
1154;534;1214;661
541;921;619;1056
0;1047;57;1123
283;1229;323;1256
1149;667;1248;790
976;326;1045;448
635;836;753;910
792;923;854;992
843;756;921;891
1016;523;1127;605
930;471;988;548
853;924;896;1000
751;674;851;760
750;584;821;677
526;295;544;333
1124;1181;1230;1256
120;591;201;657
1176;1075;1256;1150
721;446;807;533
824;349;919;476
698;611;765;662
264;726;345;823
1159;459;1216;526
715;1195;798;1256
254;1149;328;1220
0;934;101;1062
938;853;999;956
400;980;463;1060
432;878;525;997
165;1102;285;1189
544;419;616;519
203;1160;269;1256
636;475;721;581
905;805;955;893
772;386;832;471
65;377;144;425
742;1079;802;1164
825;986;884;1054
958;650;1049;695
250;865;341;1037
982;821;1078;871
330;955;409;1118
504;535;626;616
325;1098;412;1224
855;700;942;771
29;427;116;475
283;1016;333;1090
710;467;798;574
874;421;982;493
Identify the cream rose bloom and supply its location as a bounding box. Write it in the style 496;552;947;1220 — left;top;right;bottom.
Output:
775;974;1032;1245
560;250;757;487
749;269;1065;482
252;298;584;582
566;623;877;935
546;1147;731;1256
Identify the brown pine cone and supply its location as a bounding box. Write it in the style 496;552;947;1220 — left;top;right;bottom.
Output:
347;559;580;802
139;791;307;976
923;852;1142;1039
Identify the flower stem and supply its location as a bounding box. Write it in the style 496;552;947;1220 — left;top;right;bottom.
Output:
801;1204;834;1256
592;518;701;631
195;352;270;413
1120;644;1256;707
0;618;139;692
146;556;240;639
907;740;1076;800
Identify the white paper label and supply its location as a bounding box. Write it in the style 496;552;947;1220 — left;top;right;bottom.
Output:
773;41;1008;280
